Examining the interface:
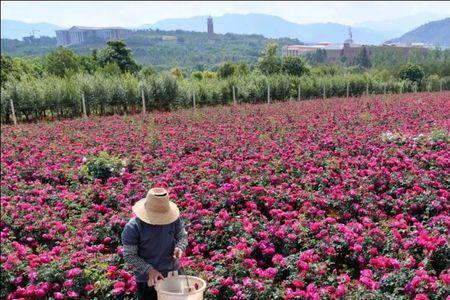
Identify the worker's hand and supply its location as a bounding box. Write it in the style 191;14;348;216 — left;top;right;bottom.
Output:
173;247;183;259
147;269;164;287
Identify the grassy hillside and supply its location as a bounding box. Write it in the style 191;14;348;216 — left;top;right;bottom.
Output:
0;29;301;71
388;18;450;46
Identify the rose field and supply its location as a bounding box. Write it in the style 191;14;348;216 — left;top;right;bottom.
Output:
1;92;450;299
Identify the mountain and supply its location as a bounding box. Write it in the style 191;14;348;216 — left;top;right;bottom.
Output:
1;19;62;39
141;13;397;45
388;18;450;46
356;12;449;35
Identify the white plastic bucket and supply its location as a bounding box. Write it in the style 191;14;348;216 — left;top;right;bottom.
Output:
155;271;207;300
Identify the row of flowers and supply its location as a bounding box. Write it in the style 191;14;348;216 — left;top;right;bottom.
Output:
1;92;449;299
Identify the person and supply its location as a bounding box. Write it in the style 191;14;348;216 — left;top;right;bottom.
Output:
121;187;188;300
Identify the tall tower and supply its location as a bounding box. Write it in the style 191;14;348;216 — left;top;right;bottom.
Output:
207;16;214;40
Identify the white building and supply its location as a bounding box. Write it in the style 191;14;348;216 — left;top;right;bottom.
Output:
56;26;132;46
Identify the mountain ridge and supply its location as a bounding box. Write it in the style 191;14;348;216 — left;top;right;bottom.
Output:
141;13;396;44
1;19;61;39
387;18;450;46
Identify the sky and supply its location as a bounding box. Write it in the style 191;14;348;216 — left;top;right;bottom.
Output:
1;1;450;27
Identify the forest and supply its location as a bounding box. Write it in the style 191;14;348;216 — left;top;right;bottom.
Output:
0;29;300;71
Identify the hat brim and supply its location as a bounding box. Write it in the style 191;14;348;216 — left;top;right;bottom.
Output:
132;198;180;225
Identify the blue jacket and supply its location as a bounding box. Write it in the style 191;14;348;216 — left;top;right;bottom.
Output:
121;217;188;282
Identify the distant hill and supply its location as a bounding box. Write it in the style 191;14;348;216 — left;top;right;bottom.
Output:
142;13;397;45
1;19;62;39
388;18;450;46
356;12;448;35
1;29;300;71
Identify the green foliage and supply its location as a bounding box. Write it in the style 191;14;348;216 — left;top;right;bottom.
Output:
305;49;327;65
140;73;180;111
80;151;126;181
425;74;441;91
98;40;140;74
101;62;122;76
1;37;450;124
281;56;310;76
1;54;14;86
79;55;99;74
202;71;217;79
398;63;425;84
44;46;80;77
191;71;204;80
218;61;236;78
235;62;250;76
356;47;372;69
139;65;157;78
258;43;282;75
170;67;183;80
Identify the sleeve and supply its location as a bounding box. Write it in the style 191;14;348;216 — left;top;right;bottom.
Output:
121;219;154;277
175;218;188;252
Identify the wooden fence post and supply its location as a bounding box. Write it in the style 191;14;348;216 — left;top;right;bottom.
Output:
267;84;270;104
193;92;196;109
285;83;289;101
400;82;403;94
10;99;17;125
82;93;87;118
366;83;369;96
440;80;443;92
346;82;349;99
232;86;236;105
323;82;326;99
141;90;146;118
298;84;301;101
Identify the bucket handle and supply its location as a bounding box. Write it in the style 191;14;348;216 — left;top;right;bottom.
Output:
172;256;192;292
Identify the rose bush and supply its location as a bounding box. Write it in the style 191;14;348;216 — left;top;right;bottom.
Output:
1;92;449;299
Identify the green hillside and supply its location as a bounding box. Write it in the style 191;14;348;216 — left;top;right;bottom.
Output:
0;29;301;71
388;18;450;46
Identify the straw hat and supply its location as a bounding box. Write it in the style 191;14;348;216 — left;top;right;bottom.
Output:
132;188;180;225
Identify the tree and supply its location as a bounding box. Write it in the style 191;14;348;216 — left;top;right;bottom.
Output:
44;46;80;77
98;40;140;74
257;43;282;75
398;63;425;84
202;71;217;79
235;63;249;76
305;49;327;65
79;55;99;74
140;66;157;78
218;61;236;78
191;71;203;80
101;62;122;75
356;47;371;69
281;56;310;77
1;54;14;86
170;67;183;80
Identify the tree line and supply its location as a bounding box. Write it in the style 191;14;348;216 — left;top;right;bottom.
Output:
1;40;449;124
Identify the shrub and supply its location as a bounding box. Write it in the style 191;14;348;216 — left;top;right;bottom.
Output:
80;151;126;181
398;63;425;84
